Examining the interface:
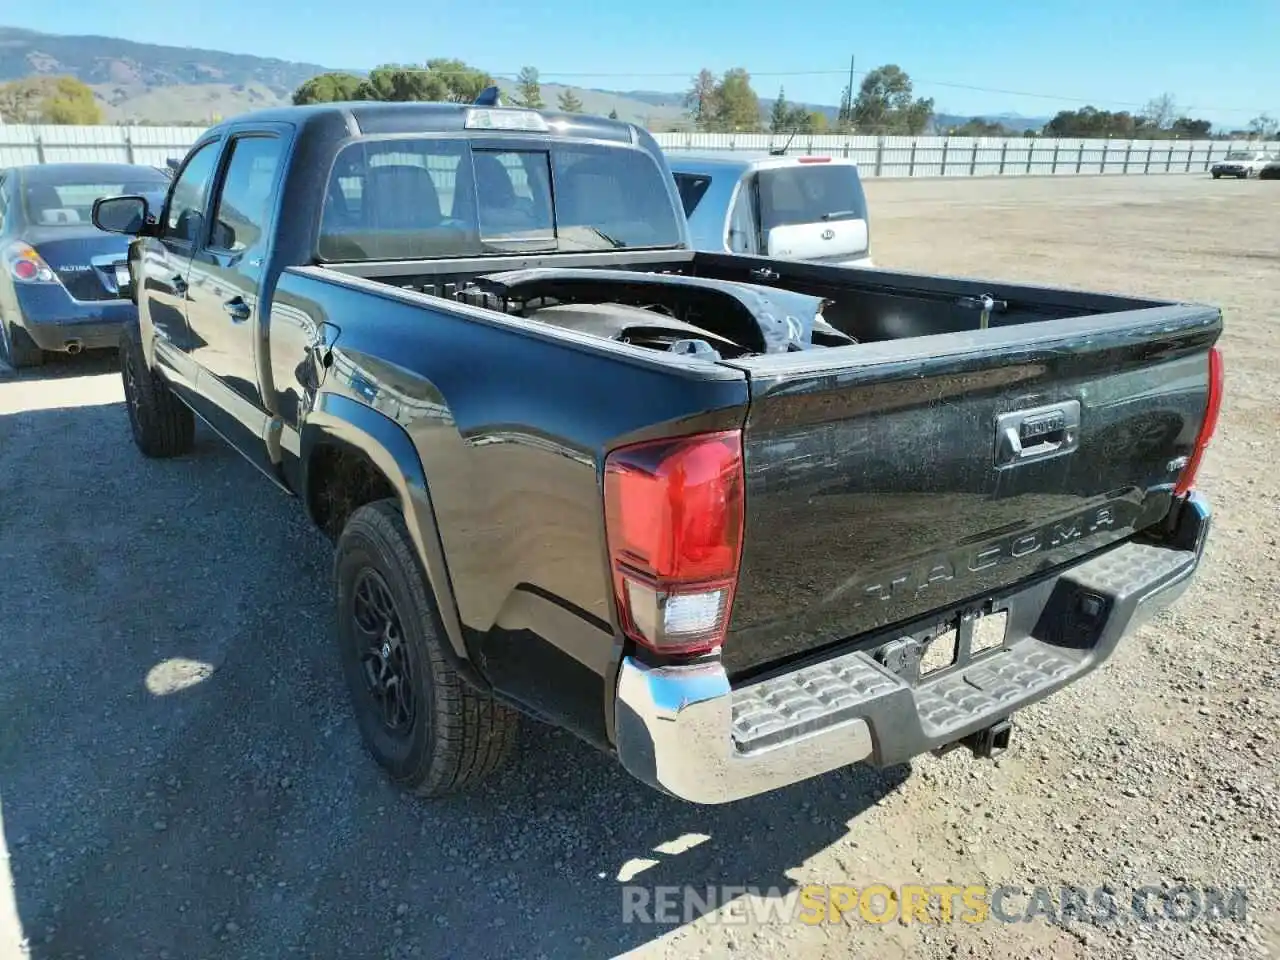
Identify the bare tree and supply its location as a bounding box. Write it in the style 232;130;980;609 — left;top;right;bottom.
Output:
1141;93;1179;131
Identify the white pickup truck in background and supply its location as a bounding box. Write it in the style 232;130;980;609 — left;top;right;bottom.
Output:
665;151;874;267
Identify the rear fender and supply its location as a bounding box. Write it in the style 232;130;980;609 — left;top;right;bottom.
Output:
300;391;474;671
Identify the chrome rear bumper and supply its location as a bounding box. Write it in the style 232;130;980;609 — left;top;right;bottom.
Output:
613;494;1211;805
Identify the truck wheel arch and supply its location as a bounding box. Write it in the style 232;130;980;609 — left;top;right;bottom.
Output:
300;394;472;667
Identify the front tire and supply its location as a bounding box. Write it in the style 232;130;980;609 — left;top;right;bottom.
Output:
119;323;194;458
334;500;519;797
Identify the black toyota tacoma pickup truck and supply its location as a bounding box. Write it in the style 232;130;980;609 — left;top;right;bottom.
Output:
93;98;1223;805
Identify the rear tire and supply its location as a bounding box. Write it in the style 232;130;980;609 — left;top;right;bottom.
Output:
1;321;44;369
119;323;194;458
334;499;519;797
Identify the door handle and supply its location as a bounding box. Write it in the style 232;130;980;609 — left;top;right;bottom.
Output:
994;401;1081;468
750;266;780;281
223;297;251;322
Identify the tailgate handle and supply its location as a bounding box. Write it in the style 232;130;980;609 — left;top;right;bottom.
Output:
995;401;1081;467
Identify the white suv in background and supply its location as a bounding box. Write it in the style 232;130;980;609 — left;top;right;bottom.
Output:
666;151;874;268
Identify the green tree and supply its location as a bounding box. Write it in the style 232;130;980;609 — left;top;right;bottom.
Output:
770;86;790;133
852;64;934;134
683;68;719;130
425;58;494;102
1170;117;1212;138
512;66;543;109
712;67;761;132
41;77;102;124
355;64;448;102
557;88;584;113
292;72;364;105
0;76;101;124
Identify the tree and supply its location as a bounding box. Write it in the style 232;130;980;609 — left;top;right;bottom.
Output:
1170;117;1212;138
1248;113;1279;138
851;64;934;134
770;86;790;133
557;88;584;113
512;66;543;109
945;117;1018;137
292;72;364;105
1140;93;1178;131
0;76;101;124
712;67;761;132
425;58;493;103
354;64;448;102
0;78;51;122
683;69;719;130
836;83;853;129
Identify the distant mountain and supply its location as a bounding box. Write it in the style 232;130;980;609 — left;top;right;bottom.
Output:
0;26;1048;132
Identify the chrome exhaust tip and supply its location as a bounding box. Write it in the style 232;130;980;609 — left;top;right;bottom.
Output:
64;339;84;355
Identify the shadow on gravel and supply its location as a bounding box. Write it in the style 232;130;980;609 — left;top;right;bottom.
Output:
0;397;911;960
2;348;120;383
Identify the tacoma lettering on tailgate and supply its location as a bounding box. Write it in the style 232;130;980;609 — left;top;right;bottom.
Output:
837;505;1118;605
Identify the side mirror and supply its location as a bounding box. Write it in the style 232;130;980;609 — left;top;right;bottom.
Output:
93;195;150;236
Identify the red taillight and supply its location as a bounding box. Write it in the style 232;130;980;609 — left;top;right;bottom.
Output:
603;429;745;656
1174;346;1224;497
3;242;57;283
797;156;831;163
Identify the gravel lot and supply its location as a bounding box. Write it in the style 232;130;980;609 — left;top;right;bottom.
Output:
1;173;1277;960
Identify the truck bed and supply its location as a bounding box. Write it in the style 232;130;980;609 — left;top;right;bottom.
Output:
305;250;1220;681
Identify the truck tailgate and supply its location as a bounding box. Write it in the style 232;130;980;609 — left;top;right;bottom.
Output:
718;304;1221;679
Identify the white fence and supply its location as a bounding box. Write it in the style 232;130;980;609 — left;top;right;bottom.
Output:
2;123;1277;178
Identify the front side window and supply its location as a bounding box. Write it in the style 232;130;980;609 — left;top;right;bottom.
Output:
209;136;285;254
318;137;683;262
166;141;222;243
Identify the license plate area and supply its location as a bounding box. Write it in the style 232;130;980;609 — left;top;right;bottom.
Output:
876;603;1010;685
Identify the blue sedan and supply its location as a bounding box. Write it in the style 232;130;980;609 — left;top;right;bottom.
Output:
0;161;171;368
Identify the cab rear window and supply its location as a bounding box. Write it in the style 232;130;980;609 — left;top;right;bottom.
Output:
318;137;683;261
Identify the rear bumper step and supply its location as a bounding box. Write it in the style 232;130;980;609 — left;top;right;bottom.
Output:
614;492;1210;805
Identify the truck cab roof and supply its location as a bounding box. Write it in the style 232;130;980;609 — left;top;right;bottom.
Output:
203;100;639;145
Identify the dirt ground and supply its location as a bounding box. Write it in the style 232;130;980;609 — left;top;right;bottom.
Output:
1;174;1277;960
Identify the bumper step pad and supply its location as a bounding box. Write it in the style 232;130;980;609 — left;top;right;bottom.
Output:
729;536;1200;764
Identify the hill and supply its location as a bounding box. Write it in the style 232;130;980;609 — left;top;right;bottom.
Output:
0;25;1048;132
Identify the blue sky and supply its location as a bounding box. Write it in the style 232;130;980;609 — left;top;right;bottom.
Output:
8;1;1278;125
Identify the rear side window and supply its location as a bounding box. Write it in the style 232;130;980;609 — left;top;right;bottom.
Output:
318;137;683;262
672;173;712;216
319;139;478;261
755;163;867;232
